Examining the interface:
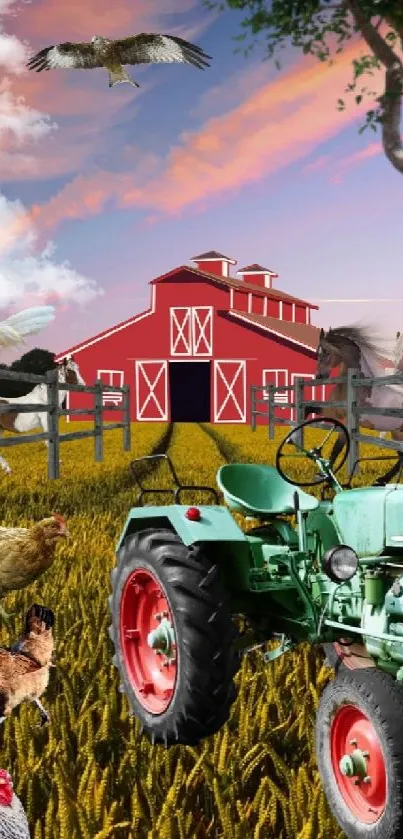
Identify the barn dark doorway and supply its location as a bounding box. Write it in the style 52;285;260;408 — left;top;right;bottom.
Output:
169;361;211;422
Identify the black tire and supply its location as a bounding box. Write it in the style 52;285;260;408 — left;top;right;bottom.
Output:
323;642;343;670
108;528;240;747
316;669;403;839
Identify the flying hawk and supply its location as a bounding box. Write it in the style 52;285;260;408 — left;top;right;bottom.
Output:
26;33;212;88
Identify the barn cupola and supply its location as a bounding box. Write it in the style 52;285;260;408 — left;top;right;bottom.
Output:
191;250;237;278
237;263;278;289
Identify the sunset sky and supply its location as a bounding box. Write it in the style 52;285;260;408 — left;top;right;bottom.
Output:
0;0;402;362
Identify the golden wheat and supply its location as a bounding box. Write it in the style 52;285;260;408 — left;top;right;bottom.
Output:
0;419;379;837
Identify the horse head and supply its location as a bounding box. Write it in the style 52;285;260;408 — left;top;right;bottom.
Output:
58;355;85;386
316;326;362;379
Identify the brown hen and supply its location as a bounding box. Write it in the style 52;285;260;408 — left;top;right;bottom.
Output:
0;603;55;727
0;514;68;622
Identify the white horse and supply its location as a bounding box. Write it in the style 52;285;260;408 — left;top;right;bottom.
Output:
0;355;85;473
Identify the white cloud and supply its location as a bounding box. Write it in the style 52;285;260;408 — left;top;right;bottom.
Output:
0;81;55;145
0;0;17;12
0;31;27;72
0;0;102;311
0;194;103;307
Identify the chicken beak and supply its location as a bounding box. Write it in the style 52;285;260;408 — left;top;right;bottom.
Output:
60;527;69;538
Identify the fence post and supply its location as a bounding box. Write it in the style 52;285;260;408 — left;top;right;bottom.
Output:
46;368;60;479
251;386;256;431
268;385;275;439
293;377;305;447
94;379;103;462
122;385;131;451
347;368;359;475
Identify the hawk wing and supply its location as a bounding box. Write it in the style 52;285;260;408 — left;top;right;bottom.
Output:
112;33;212;69
27;41;101;72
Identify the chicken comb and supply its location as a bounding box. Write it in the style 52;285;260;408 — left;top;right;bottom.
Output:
50;512;66;524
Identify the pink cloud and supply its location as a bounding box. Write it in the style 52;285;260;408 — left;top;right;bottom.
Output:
3;0;208;181
302;155;332;174
29;36;385;231
329;141;382;183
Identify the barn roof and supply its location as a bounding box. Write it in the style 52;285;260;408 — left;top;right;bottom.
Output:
152;265;318;309
190;250;236;263
226;311;320;351
237;263;278;274
56;264;318;358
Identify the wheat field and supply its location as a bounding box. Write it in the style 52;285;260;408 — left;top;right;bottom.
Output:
0;420;391;839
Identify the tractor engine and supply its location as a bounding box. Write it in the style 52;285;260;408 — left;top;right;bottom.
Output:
361;570;403;670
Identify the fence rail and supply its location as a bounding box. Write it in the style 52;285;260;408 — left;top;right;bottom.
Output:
0;368;131;479
251;370;403;474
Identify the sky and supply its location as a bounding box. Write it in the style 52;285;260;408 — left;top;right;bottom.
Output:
0;0;402;363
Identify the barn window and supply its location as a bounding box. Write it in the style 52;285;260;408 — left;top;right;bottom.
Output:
97;369;124;406
290;374;325;420
262;369;288;402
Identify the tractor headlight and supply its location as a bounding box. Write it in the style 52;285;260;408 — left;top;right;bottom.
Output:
322;545;358;583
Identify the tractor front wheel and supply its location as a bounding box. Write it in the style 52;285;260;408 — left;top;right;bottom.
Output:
316;668;403;839
108;528;240;747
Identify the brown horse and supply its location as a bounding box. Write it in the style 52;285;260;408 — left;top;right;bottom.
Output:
314;325;403;484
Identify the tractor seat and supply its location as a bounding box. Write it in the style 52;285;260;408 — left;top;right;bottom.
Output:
216;463;319;517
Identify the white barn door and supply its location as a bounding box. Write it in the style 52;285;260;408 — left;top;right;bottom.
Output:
170;308;192;355
135;360;168;421
170;307;213;356
192;307;212;355
213;360;246;422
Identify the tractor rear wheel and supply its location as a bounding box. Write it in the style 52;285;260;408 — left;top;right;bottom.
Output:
316;668;403;839
108;528;240;747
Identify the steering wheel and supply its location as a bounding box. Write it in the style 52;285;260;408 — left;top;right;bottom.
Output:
276;417;350;487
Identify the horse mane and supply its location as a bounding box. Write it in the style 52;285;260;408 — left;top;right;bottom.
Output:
325;324;385;364
0;348;56;398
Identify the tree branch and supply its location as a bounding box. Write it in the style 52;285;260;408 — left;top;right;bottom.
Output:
346;0;398;67
382;61;403;173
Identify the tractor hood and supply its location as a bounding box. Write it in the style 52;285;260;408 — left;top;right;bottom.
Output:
333;485;403;557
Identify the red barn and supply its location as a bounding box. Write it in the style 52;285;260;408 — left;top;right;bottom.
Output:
56;250;325;424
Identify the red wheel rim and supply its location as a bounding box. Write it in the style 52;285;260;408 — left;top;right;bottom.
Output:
331;704;386;823
120;567;177;713
333;641;375;670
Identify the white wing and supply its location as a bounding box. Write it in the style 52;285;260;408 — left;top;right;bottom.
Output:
0;306;55;348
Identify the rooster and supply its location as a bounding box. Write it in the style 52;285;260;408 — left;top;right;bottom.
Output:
0;770;30;839
0;514;68;622
0;604;55;727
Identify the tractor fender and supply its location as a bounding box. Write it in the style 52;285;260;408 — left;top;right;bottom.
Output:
116;505;251;591
117;504;248;552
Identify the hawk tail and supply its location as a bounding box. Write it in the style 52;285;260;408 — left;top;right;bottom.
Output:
108;67;139;88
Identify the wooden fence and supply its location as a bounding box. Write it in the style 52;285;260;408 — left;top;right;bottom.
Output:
0;368;131;479
251;369;403;474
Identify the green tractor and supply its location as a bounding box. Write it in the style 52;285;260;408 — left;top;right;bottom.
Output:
109;417;403;839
